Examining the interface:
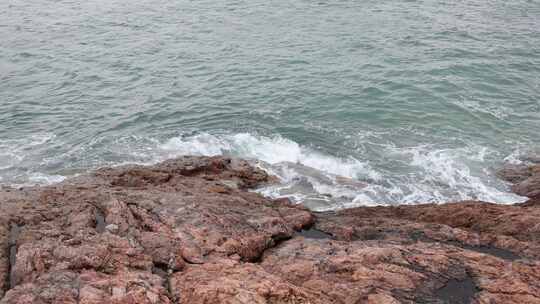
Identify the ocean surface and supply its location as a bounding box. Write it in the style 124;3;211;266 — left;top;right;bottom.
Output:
1;0;539;210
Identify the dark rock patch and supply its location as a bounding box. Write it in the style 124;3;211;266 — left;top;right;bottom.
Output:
152;263;169;279
296;227;333;239
8;223;21;289
94;208;106;233
412;232;520;261
435;275;477;304
457;243;520;261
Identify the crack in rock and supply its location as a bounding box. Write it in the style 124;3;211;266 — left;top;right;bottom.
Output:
295;227;333;240
8;223;21;290
93;207;106;234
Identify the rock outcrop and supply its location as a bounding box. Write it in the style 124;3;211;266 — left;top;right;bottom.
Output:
0;156;539;303
498;162;540;204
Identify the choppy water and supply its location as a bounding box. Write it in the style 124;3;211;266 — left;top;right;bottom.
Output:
1;0;539;210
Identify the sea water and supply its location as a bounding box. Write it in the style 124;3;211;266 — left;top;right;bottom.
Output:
1;0;539;210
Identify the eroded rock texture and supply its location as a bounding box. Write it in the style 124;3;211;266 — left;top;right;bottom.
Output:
0;156;539;304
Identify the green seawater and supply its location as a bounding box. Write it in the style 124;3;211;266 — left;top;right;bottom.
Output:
1;0;539;209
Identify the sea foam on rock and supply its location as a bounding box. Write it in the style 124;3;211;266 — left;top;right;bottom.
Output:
0;156;539;303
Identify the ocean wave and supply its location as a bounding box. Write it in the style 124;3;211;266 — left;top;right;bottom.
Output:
158;132;526;211
0;131;527;210
159;133;379;180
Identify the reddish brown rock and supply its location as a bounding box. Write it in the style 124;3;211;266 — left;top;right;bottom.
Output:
170;258;324;304
0;156;539;303
0;156;312;303
499;163;540;198
513;174;540;198
260;238;540;304
497;164;533;183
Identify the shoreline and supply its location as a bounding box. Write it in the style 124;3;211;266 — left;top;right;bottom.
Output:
1;132;529;208
0;156;539;303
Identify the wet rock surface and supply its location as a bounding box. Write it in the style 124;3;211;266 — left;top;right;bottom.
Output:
499;163;540;199
0;156;538;303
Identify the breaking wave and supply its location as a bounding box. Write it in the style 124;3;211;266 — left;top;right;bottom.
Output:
158;133;526;211
160;133;377;180
0;131;527;210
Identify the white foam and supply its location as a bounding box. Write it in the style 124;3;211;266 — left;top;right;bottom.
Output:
0;133;66;186
160;133;230;157
503;149;524;165
0;133;56;170
390;145;526;204
27;172;66;185
2;131;526;211
160;133;379;180
158;132;527;210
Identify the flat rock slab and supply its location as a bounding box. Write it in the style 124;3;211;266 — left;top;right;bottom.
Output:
0;156;539;303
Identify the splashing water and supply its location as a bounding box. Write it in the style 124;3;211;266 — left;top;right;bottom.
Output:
158;133;525;211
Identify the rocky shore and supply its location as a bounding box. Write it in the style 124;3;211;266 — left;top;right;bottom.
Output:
0;156;539;304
